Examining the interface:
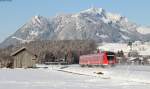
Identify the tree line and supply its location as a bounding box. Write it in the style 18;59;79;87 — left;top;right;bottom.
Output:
0;40;97;64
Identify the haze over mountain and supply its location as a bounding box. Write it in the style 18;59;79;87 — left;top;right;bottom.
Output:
1;7;150;48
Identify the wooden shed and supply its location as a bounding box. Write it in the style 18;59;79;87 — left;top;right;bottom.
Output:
11;47;37;68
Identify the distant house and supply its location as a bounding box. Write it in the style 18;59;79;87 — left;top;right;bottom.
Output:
11;47;37;68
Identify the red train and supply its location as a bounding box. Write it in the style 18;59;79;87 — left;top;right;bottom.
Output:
79;51;117;66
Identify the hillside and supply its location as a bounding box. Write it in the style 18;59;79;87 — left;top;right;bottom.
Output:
1;7;150;48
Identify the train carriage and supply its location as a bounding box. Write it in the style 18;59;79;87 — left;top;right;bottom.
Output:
79;51;116;66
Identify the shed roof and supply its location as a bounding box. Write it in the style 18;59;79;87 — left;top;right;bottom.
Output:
11;47;37;57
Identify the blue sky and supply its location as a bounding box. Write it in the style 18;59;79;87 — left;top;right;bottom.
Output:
0;0;150;42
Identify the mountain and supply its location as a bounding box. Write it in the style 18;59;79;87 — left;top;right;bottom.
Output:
1;7;150;48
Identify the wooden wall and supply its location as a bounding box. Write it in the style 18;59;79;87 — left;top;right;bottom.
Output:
13;50;37;68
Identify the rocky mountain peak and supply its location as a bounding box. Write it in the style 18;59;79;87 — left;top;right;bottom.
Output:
0;8;150;48
82;7;105;14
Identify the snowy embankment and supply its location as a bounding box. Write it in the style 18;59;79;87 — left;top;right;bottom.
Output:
0;65;150;89
108;65;150;84
55;65;110;78
54;64;150;84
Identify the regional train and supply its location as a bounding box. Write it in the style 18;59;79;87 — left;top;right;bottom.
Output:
79;51;117;67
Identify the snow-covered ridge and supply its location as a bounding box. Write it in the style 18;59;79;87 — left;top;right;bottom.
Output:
11;36;32;43
137;27;150;34
80;7;105;14
31;16;42;26
107;13;127;22
1;7;150;47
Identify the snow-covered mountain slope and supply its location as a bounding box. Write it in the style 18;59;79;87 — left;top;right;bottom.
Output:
137;27;150;34
1;7;150;47
98;42;150;56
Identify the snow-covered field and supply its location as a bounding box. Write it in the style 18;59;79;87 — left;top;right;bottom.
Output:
0;65;150;89
0;42;150;89
98;42;150;56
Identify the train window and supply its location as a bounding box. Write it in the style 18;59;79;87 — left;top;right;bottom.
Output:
107;55;114;60
106;52;115;61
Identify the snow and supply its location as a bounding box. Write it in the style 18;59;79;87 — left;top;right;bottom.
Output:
137;27;150;34
29;30;39;36
120;28;130;33
81;7;104;15
96;33;109;38
73;14;83;31
120;33;130;40
106;13;122;22
71;14;80;18
58;65;150;84
31;16;42;27
0;65;150;89
98;42;150;56
6;7;150;46
101;17;110;24
98;43;130;53
108;65;150;83
80;7;111;24
34;16;41;24
11;36;32;43
139;48;150;56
